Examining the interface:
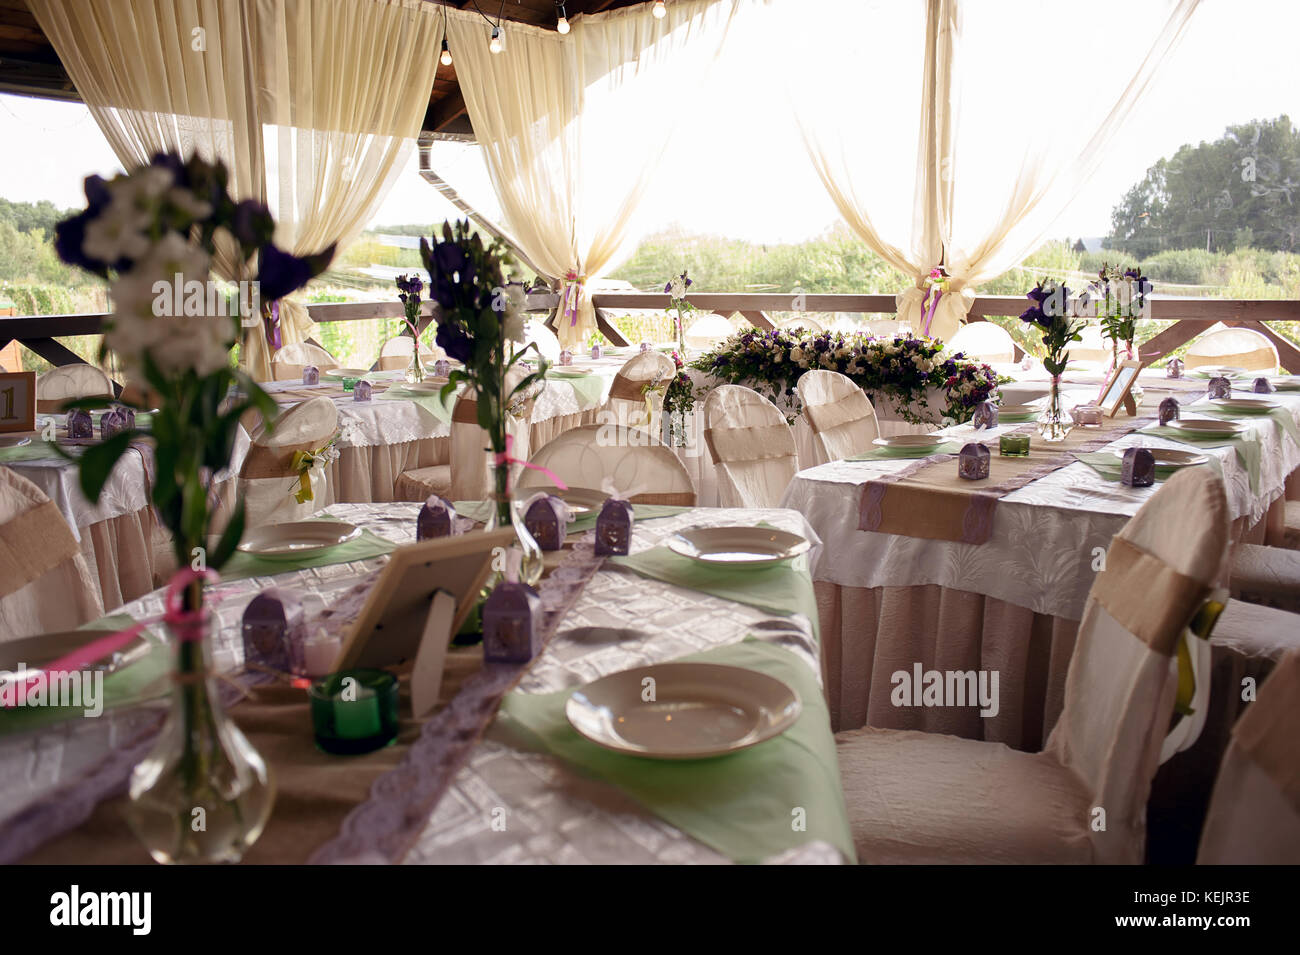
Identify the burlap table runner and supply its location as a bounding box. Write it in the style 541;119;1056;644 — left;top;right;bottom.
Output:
858;414;1152;544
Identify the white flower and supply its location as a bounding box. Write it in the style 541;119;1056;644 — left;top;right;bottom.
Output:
83;166;176;264
790;347;804;363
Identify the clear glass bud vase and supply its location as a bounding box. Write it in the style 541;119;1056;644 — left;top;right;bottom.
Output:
484;462;544;588
1036;377;1072;443
126;608;275;864
405;347;425;385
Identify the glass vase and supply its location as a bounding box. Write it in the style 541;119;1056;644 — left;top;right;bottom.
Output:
483;462;544;588
1036;377;1072;443
675;312;687;355
126;603;275;864
1124;340;1144;407
405;346;425;385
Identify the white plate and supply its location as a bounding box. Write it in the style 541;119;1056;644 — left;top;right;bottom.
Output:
668;526;810;567
994;403;1039;420
1271;376;1300;391
872;433;947;449
1148;448;1209;468
236;520;363;558
1192;365;1248;379
1169;419;1246;437
1209;396;1279;414
551;486;606;515
0;629;152;682
401;379;449;394
323;368;373;379
0;435;33;449
565;663;801;759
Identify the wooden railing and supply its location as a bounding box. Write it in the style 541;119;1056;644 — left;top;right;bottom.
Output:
2;294;1298;378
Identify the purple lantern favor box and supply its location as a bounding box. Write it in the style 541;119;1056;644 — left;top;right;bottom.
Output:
1158;397;1180;427
1166;358;1184;379
66;408;93;440
242;588;307;675
523;493;568;551
433;359;450;378
971;401;998;430
640;342;651;353
417;495;458;540
99;406;132;441
595;498;635;556
957;442;990;481
558;349;573;367
1121;447;1156;488
1253;377;1275;394
482;555;543;664
1207;376;1232;399
353;379;372;402
590;343;603;360
303;365;319;386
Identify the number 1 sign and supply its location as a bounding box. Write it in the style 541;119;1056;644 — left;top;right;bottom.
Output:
0;372;36;434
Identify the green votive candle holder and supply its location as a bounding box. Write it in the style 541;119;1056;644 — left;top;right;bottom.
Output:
341;376;360;392
309;668;399;755
999;433;1031;457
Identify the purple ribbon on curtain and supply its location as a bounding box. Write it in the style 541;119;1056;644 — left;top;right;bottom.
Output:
264;300;282;351
561;271;583;328
919;267;947;338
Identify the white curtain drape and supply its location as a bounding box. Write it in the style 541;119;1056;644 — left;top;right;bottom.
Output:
445;1;742;349
794;0;1202;343
29;0;443;381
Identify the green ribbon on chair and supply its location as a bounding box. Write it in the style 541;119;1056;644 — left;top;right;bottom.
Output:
1175;594;1228;717
289;444;332;504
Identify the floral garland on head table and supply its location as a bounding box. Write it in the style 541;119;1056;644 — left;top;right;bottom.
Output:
689;327;1000;426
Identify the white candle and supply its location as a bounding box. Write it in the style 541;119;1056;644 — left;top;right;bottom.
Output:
303;631;341;677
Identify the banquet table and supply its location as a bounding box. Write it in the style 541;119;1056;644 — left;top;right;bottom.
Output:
5;502;849;866
781;374;1300;747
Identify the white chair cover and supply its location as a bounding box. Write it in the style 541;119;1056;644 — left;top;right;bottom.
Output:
944;321;1016;364
378;335;442;371
779;316;825;334
270;341;340;381
237;397;338;525
525;321;562;363
702;384;798;509
0;467;103;640
1066;324;1113;364
1185;324;1279;372
445;366;534;501
1197;647;1300;864
35;364;113;413
603;351;676;438
684;313;736;351
517;423;696;506
796;370;880;464
835;467;1231;864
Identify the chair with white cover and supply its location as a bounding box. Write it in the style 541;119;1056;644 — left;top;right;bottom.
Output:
1184;324;1279;373
684;313;737;351
35;364;113;413
525;321;562;362
1230;543;1300;614
1197;647;1300;863
702;384;799;508
778;315;825;335
603;351;676;438
237;397;339;525
378;335;441;372
0;467;104;640
944;321;1016;364
516;423;696;505
835;467;1231;863
270;341;340;381
796;370;879;464
1065;324;1113;365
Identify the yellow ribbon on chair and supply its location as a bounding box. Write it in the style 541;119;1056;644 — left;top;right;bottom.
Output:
289;444;332;504
1176;595;1228;716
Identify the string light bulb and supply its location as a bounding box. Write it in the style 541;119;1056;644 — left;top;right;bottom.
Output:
440;38;452;67
489;25;503;54
556;3;570;34
653;0;666;19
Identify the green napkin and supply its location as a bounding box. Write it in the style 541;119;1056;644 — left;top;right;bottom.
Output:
606;544;819;641
848;440;964;461
0;440;61;464
379;385;455;425
219;528;396;580
0;614;170;736
1139;425;1261;493
545;370;605;409
1073;451;1226;485
494;639;856;864
1195;404;1300;449
453;500;690;536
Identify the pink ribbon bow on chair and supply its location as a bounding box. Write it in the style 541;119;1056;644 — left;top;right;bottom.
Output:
492;434;569;495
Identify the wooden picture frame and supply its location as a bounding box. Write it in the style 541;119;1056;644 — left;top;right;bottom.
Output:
0;371;36;434
1099;359;1143;417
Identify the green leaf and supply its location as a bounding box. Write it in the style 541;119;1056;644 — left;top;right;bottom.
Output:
208;498;246;570
75;430;136;502
180;466;207;546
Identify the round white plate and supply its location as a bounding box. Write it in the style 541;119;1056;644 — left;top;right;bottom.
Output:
1271;376;1300;391
323;368;373;379
551;486;606;515
565;663;801;759
1192;366;1248;379
1169;419;1246;437
1209;396;1279;414
236;520;362;558
0;435;33;449
1148;448;1209;469
994;403;1039;420
402;379;449;393
872;433;946;449
668;526;810;567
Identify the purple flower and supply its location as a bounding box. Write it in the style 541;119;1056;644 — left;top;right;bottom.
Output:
230;199;275;248
435;322;474;363
258;242;336;302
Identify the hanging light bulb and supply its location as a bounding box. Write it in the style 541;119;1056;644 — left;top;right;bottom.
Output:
556;3;570;34
439;38;453;67
489;25;503;54
653;0;666;19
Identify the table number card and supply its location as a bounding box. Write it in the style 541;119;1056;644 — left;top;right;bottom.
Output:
0;371;35;434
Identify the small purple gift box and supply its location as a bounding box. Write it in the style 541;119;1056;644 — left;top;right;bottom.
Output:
971;402;998;430
1207;376;1232;399
957;443;990;481
640;342;651;353
99;405;133;441
1121;447;1156;487
242;589;307;675
303;365;319;386
558;350;573;367
1166;358;1184;379
417;495;459;540
353;379;372;402
1253;377;1274;394
590;343;603;360
483;580;543;663
523;494;568;551
433;359;450;378
66;408;93;440
595;498;635;556
1158;396;1180;426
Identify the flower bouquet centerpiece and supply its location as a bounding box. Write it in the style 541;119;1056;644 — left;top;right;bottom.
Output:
1090;263;1151;401
53;152;334;863
395;273;426;383
422;220;549;585
665;270;696;353
1019;279;1084;442
662;349;697;447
